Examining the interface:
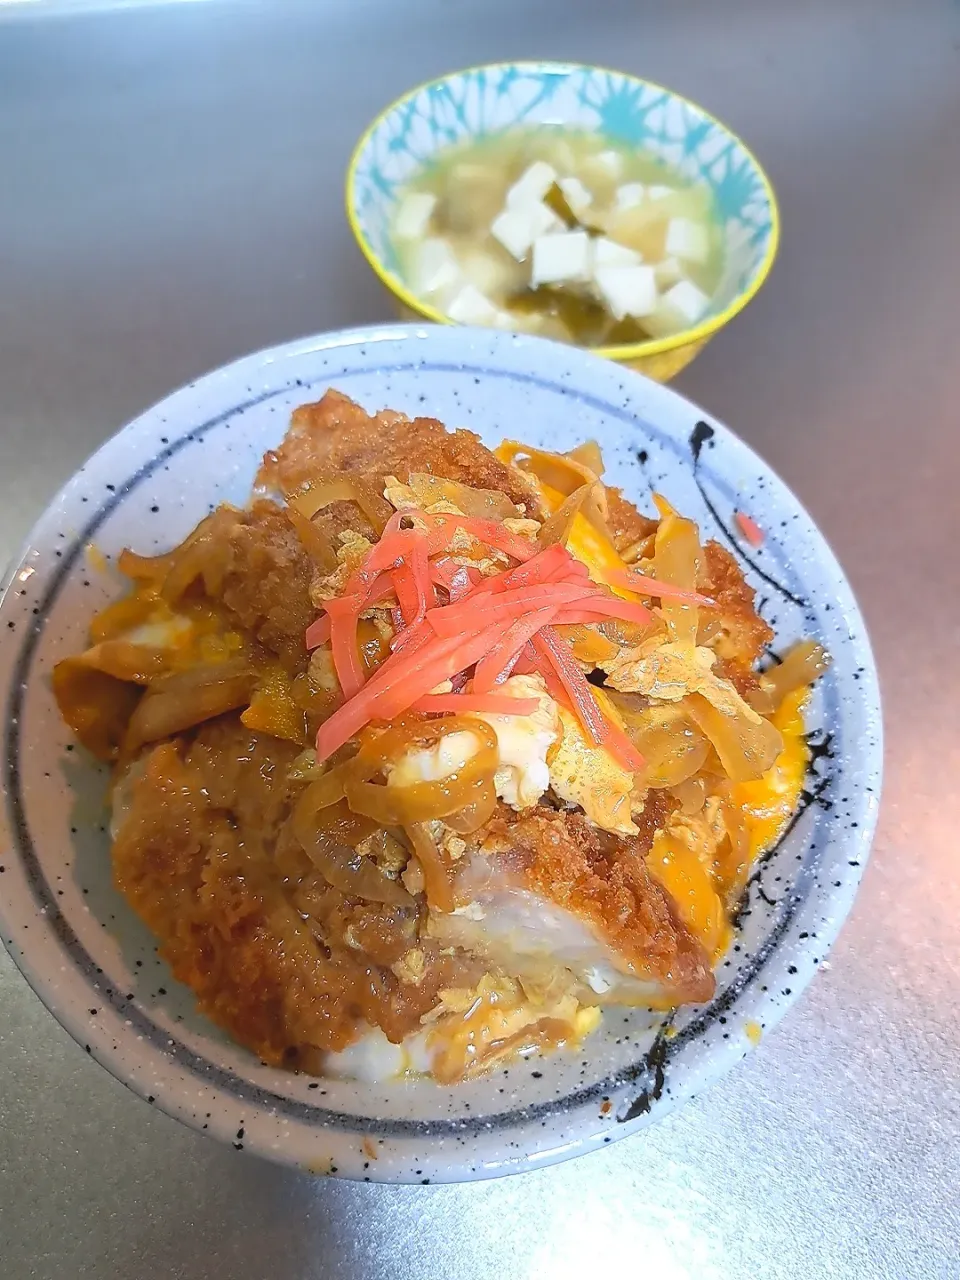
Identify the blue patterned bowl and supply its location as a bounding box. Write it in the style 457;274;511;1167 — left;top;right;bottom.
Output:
346;62;779;381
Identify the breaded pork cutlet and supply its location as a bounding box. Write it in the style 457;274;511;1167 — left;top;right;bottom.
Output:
431;801;714;1008
55;387;810;1082
257;389;545;519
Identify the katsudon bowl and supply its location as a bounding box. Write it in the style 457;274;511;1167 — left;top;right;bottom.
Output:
0;324;881;1182
347;62;779;381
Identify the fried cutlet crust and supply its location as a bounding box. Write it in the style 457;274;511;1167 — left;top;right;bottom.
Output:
207;502;318;676
257;389;544;519
605;486;658;554
112;725;337;1065
701;540;773;683
485;802;715;1004
113;718;463;1065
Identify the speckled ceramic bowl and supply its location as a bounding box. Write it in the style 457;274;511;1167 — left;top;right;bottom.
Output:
346;63;779;382
0;324;880;1182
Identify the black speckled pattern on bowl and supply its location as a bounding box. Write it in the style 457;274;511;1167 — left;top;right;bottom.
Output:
0;324;882;1182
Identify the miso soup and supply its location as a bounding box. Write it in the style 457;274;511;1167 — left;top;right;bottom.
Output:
389;126;724;347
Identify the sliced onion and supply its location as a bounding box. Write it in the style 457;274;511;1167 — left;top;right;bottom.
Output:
716;793;753;899
144;656;252;695
286;508;340;571
565;440;605;477
290;797;412;906
686;693;783;783
497;441;608;516
290;478;393;534
444;779;498;834
117;547;176;584
405;822;454;913
405;473;521;521
671;776;707;815
72;640;170;685
537;483;595;547
300;838;412;906
158;507;236;603
89;591;159;645
124;666;254;749
294;717;499;828
652;504;703;649
553;622;619;665
51;658;143;762
629;703;710;788
749;640;830;715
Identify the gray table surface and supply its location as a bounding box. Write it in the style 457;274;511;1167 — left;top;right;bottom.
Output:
2;1;959;1276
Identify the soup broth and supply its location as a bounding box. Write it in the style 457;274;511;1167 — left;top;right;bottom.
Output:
390;127;724;347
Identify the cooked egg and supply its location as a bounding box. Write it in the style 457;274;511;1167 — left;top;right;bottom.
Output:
387;730;478;789
419;974;600;1083
647;811;731;961
477;674;559;808
119;616;189;648
324;974;600;1084
549;701;638;836
522;474;642;603
647;689;810;960
734;687;809;858
387;675;559;810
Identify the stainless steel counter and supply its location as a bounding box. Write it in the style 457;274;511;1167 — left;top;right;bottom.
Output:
2;1;959;1276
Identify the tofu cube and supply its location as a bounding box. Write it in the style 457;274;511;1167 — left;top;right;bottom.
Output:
654;256;685;288
411;237;461;298
614;182;646;212
558;176;593;215
594;149;624;178
493;308;520;331
645;279;711;335
445;283;500;326
592;236;642;268
491;201;561;261
593;263;659;320
505;161;558;209
663;279;710;323
665;217;709;264
392;191;437;240
531;230;592;288
460;249;521;298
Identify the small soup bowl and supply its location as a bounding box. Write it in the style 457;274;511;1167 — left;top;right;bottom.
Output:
346;61;779;381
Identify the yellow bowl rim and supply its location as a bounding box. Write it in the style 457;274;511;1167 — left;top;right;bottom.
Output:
345;60;780;362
